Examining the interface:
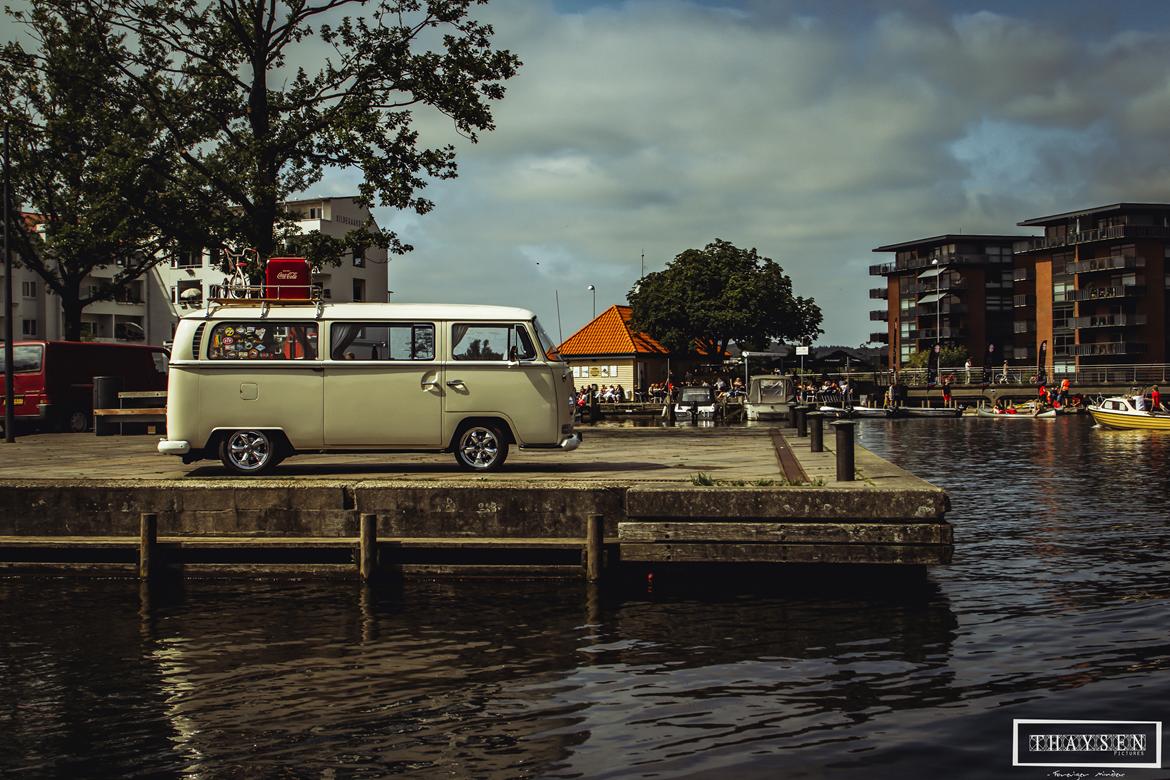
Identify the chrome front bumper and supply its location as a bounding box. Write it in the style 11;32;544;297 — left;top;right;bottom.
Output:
157;439;191;456
559;432;583;451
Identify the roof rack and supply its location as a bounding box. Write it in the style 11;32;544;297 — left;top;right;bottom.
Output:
206;284;325;318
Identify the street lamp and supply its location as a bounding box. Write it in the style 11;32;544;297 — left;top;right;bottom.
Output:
586;284;596;319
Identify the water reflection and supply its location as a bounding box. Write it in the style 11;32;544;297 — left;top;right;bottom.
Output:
2;417;1169;778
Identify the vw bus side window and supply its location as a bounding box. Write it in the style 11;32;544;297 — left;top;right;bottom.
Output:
207;323;319;360
451;323;536;361
330;323;435;361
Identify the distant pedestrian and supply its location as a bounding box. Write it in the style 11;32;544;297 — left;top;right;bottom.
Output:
964;358;972;385
942;380;952;407
1150;385;1161;413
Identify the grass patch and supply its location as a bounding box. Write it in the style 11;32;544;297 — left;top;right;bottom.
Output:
690;473;821;487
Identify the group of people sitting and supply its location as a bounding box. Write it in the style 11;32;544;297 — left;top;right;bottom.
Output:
796;378;854;407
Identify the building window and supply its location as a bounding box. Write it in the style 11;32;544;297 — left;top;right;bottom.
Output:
21;319;37;336
307;207;320;219
352;279;365;301
174;247;202;268
21;281;36;298
352;248;365;268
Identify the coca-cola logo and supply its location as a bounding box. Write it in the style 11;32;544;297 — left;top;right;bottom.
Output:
275;270;301;280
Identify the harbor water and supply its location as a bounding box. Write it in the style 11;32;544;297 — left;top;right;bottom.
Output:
1;417;1168;778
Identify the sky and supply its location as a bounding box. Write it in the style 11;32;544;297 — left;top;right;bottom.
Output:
334;0;1170;346
11;0;1170;346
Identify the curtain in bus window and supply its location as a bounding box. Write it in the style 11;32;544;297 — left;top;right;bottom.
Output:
331;323;364;359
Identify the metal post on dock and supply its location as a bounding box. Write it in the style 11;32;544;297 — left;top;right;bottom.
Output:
808;411;824;453
795;405;808;437
831;421;856;482
787;403;797;428
359;513;378;581
138;512;158;579
585;513;604;583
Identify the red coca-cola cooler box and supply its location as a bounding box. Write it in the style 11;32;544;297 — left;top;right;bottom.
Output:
265;257;311;300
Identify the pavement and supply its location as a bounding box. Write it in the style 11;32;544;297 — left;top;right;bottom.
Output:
0;424;933;490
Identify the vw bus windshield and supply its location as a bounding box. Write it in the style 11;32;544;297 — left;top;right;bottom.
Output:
533;318;562;361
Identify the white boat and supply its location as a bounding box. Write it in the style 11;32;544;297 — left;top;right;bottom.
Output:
816;404;895;419
904;406;963;418
745;375;793;421
1087;395;1170;431
674;386;718;419
977;406;1056;419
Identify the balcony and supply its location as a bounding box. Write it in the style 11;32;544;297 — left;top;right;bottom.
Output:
868;331;889;343
1013;321;1034;335
1071;255;1145;274
1013;294;1035;308
869;262;895;276
1072;313;1147;329
869;287;888;300
1014;224;1170;253
869;310;889;322
1012;268;1031;282
1069;341;1146;357
917;326;966;341
1074;285;1144;302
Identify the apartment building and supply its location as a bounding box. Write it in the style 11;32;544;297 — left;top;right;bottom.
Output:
1013;203;1170;373
6;196;389;348
869;234;1024;368
149;195;390;345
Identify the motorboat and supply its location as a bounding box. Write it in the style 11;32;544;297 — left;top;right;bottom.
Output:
904;406;963;418
817;404;896;419
1087;395;1170;431
745;375;793;421
674;386;718;419
977;405;1056;419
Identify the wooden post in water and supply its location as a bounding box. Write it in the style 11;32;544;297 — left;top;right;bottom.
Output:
359;513;378;581
138;512;158;579
585;513;604;583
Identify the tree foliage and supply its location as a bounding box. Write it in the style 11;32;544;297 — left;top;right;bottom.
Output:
0;2;187;340
93;0;521;266
905;345;969;370
628;239;822;359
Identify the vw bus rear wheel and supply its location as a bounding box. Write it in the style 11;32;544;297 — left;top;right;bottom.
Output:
454;424;509;471
219;429;277;475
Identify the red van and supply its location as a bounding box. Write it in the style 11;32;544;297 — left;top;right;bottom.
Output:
0;341;168;432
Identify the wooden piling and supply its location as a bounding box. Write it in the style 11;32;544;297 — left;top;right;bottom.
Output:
359;513;377;581
138;512;157;579
585;513;604;582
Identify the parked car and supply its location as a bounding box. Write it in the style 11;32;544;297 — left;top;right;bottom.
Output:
0;340;169;433
157;302;581;474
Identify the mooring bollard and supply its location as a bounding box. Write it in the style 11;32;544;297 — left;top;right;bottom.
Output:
585;513;604;583
808;411;824;453
831;420;856;482
795;405;808;437
138;512;158;579
664;402;676;425
787;403;798;428
359;513;378;581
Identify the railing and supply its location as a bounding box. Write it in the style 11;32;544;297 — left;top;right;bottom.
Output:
872;363;1170;386
1072;314;1146;329
1070;256;1144;274
869;262;894;276
1013;294;1035;307
869;310;888;321
1074;285;1143;302
1069;341;1145;357
869;288;888;299
868;331;889;343
916;327;966;341
1012;268;1031;282
1015;224;1170;253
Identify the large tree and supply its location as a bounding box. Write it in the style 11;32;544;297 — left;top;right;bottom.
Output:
93;0;521;267
0;2;189;340
628;239;823;359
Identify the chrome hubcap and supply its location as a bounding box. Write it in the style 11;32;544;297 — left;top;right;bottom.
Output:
227;431;270;470
460;428;499;468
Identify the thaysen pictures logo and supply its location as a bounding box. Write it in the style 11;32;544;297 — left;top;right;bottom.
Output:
1013;720;1162;769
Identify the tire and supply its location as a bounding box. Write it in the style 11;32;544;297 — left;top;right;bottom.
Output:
219;429;278;475
61;409;90;433
453;423;509;471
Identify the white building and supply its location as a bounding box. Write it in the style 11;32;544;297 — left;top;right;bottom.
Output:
5;196;389;347
150;196;389;346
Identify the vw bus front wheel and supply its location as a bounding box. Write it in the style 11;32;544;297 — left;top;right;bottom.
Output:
219;429;277;475
454;424;509;471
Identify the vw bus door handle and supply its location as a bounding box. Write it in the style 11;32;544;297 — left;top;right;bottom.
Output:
421;379;440;390
446;379;465;388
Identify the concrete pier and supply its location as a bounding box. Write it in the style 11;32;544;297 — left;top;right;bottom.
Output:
0;426;951;577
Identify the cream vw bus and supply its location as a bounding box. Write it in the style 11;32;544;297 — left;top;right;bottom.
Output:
157;303;580;474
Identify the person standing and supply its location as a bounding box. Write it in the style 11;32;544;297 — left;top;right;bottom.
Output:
942;379;952;408
1150;385;1161;413
964;357;972;385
